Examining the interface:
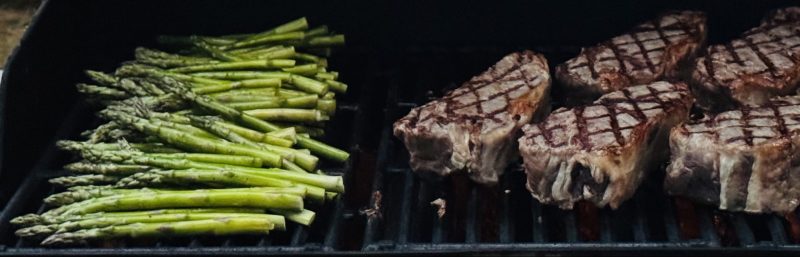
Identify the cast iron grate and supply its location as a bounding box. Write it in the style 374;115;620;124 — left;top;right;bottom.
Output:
3;46;800;255
361;47;800;255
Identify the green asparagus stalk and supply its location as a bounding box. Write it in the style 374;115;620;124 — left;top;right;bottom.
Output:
49;175;120;187
193;78;282;94
101;110;283;167
169;59;296;73
59;141;182;154
11;208;265;227
76;84;129;99
193;40;242;62
190;71;292;81
64;162;152;176
41;218;277;246
324;79;348;93
48;190;303;217
135;47;217;62
243;46;296;60
238;17;308;42
316;99;337;115
282;64;318;75
148;153;263;167
17;213;286;239
269;208;315;226
226;100;283;110
244;109;328;122
116;64;228;85
284;95;318;108
299;34;345;47
45;186;307;207
153;77;346;160
223;31;306;50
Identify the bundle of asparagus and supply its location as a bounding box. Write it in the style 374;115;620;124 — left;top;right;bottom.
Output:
11;17;350;246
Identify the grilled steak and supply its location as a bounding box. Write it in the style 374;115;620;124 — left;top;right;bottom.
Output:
762;6;800;26
394;51;551;185
665;96;800;213
691;10;800;112
556;11;706;102
519;81;692;209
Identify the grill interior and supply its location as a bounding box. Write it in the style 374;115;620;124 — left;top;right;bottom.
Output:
2;0;800;255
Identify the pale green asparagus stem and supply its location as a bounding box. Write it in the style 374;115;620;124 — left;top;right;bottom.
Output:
41;218;277;246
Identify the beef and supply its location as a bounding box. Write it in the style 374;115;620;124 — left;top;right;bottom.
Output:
555;11;706;102
761;6;800;26
519;81;693;209
393;51;551;185
665;96;800;213
691;9;800;112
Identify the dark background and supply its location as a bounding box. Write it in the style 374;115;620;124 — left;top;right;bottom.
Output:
0;0;797;218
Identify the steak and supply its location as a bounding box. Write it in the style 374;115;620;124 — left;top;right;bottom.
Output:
691;9;800;112
519;81;693;209
665;96;800;213
393;51;551;185
761;6;800;26
556;11;706;102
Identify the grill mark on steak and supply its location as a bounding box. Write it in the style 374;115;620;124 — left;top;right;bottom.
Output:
631;30;659;74
666;96;800;213
743;36;780;78
520;81;693;209
692;9;800;111
556;11;706;99
394;51;551;185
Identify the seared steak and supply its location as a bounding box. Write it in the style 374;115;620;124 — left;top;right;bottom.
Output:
761;6;800;26
519;81;692;209
556;11;706;102
692;10;800;112
665;96;800;213
394;51;551;184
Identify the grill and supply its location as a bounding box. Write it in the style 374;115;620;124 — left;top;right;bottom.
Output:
2;0;800;255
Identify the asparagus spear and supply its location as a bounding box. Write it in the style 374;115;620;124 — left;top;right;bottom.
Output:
41;218;277;246
48;190;303;217
154;76;348;161
76;84;129;99
49;175;120;187
222;31;306;50
169;59;296;73
244;108;328;122
11;208;265;227
45;187;307;206
17;213;286;239
100;110;283;167
64;162;152;176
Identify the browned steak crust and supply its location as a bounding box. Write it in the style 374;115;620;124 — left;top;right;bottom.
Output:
692;8;800;112
394;51;551;185
666;96;800;213
519;81;693;209
556;11;706;101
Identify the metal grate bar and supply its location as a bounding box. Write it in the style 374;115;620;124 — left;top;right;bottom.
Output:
632;194;650;242
732;215;755;246
696;206;721;246
464;187;479;243
498;175;513;243
600;210;613;242
564;211;579;243
360;116;393;250
768;216;789;244
663;198;681;242
395;171;415;244
531;200;547;243
289;225;308;246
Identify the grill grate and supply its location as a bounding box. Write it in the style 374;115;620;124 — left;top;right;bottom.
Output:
3;45;800;255
360;47;800;255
